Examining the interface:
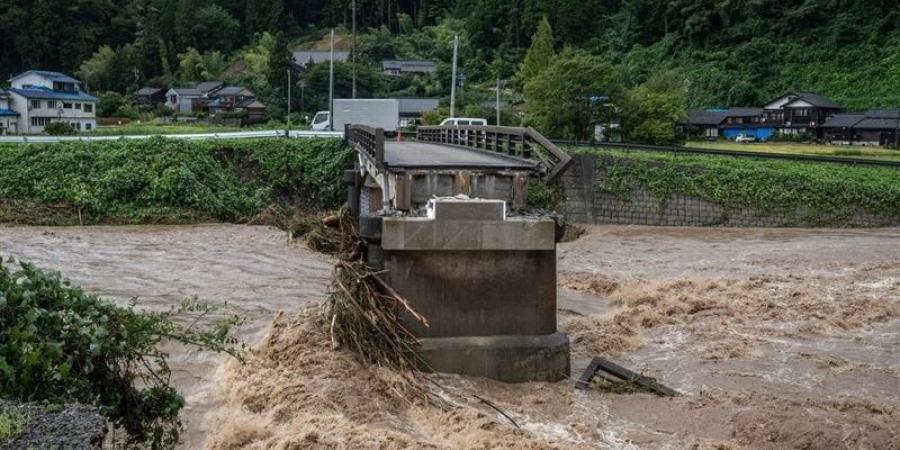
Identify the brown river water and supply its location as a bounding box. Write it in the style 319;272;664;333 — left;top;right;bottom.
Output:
1;224;898;449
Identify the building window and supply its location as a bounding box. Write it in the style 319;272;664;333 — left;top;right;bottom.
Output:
63;102;73;109
75;103;82;110
30;117;52;127
795;108;809;117
31;100;41;109
47;100;56;109
84;103;93;113
85;123;92;131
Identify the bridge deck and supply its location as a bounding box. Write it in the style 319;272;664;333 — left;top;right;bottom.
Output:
383;141;535;170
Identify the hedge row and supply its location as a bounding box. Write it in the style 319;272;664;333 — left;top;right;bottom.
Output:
0;137;353;225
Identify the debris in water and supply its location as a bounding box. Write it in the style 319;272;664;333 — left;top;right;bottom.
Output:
575;357;680;397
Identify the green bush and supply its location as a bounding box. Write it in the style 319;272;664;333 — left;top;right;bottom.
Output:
0;259;243;448
43;122;77;136
0;137;353;225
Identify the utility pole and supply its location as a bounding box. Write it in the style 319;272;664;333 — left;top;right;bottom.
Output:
352;0;357;99
495;76;501;126
329;28;335;131
450;34;458;118
286;69;292;137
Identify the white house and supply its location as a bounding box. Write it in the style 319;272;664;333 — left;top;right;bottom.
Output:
0;89;19;134
6;70;98;134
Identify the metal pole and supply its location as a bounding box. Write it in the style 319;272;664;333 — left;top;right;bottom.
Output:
286;69;291;137
329;29;335;131
352;0;357;99
450;34;458;118
495;76;501;126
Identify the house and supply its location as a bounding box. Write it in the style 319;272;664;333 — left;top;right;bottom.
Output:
681;109;728;140
397;97;439;127
165;88;201;114
133;87;166;107
236;98;267;124
164;81;224;114
0;89;19;134
762;91;842;138
5;70;97;133
720;107;776;141
292;51;350;74
382;59;438;76
823;109;900;146
206;86;267;124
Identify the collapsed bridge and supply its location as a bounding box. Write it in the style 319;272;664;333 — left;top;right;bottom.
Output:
344;124;573;382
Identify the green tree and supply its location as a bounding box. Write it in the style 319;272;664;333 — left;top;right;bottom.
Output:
524;51;624;139
266;32;294;116
622;72;686;144
177;48;227;81
77;45;116;93
519;16;555;84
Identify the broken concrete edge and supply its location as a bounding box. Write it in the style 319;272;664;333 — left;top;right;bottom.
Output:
379;197;558;251
417;332;570;383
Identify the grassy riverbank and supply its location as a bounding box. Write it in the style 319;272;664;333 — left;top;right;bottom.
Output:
688;140;900;161
0;137;352;226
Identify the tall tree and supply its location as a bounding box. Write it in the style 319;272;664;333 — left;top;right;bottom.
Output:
519;16;554;85
524;51;624;139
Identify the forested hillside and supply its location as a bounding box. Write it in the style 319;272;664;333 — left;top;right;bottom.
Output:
2;0;899;110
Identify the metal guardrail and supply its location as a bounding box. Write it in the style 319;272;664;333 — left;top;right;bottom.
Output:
0;129;343;144
417;125;573;181
552;140;900;168
345;124;385;168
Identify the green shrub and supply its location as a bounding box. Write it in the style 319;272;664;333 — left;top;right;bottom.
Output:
0;137;353;225
0;259;243;448
43;122;77;136
0;409;25;444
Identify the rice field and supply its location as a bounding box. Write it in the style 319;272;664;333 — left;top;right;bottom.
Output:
688;140;900;160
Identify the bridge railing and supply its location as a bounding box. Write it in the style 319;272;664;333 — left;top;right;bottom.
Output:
345;124;385;168
417;125;573;181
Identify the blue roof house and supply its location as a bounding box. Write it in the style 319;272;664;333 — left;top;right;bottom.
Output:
6;70;98;134
0;89;20;134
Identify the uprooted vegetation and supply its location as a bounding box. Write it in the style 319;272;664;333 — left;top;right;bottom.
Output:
0;137;353;226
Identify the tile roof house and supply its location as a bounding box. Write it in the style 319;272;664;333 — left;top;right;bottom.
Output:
823;109;900;145
6;70;98;133
292;51;350;73
762;91;843;138
382;59;439;76
681;109;728;139
133;87;166;106
397;97;439;126
164;81;223;114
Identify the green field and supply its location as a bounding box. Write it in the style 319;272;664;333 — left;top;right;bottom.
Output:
688;141;900;161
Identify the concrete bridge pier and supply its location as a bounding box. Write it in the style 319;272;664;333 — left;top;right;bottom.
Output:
346;124;573;382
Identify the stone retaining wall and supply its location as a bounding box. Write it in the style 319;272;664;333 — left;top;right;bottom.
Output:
562;154;893;227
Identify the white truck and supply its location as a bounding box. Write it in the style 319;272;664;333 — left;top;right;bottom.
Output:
310;99;400;133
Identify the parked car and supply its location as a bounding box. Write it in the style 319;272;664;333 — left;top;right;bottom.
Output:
735;133;757;143
440;117;487;126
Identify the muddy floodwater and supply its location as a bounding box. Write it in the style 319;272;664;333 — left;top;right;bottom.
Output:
1;224;898;449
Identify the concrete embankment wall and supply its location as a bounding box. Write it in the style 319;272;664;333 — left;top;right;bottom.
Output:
562;153;899;227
